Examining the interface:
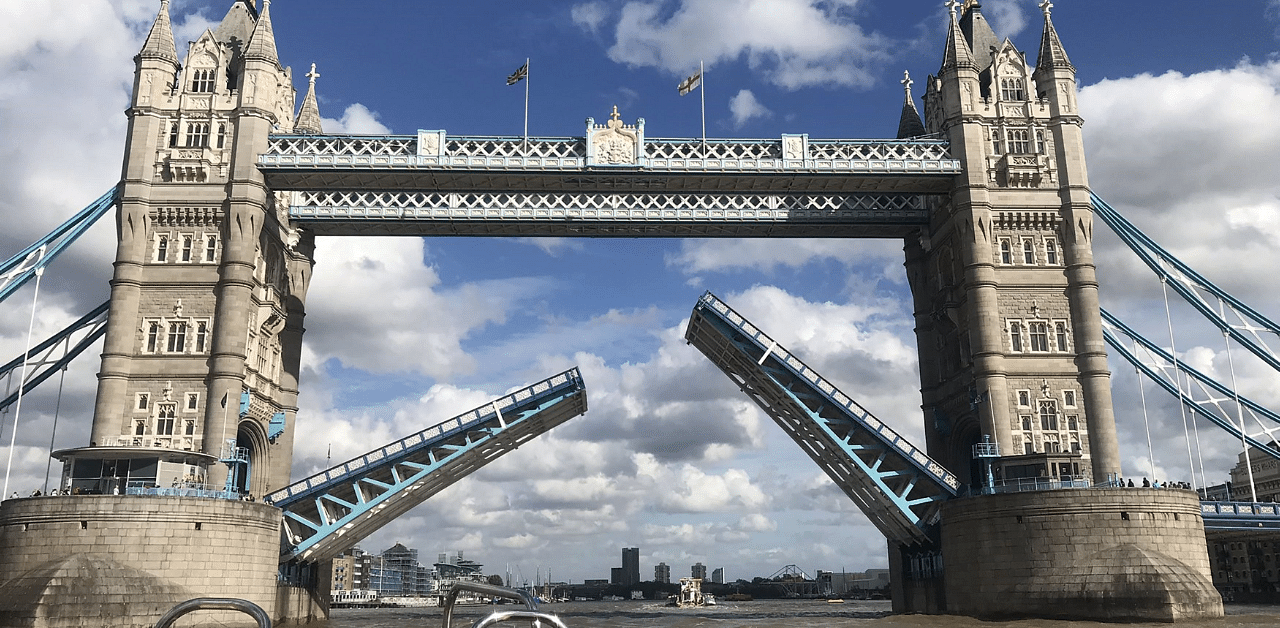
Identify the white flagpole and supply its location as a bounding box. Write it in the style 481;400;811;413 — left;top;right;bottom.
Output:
699;60;706;154
523;58;530;153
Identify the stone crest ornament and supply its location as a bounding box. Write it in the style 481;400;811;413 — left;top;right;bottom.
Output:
585;106;644;166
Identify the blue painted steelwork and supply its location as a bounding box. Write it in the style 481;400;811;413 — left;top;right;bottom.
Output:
1100;309;1280;462
270;368;587;563
0;187;117;304
0;301;109;413
1093;194;1280;373
268;412;286;442
240;390;251;417
684;292;959;546
1201;501;1280;531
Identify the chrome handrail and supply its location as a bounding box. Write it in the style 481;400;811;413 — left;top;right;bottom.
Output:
443;582;540;628
473;610;570;628
154;598;270;628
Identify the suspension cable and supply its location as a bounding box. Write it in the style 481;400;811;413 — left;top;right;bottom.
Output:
43;364;67;495
1224;324;1257;501
1134;340;1157;482
4;266;44;498
1161;278;1197;490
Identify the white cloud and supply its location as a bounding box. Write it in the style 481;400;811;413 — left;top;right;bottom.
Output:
571;2;610;35
320;103;392;135
728;89;772;128
602;0;894;90
978;0;1028;41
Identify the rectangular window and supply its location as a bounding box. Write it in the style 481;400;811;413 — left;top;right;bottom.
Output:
146;322;160;353
156;405;176;435
1021;415;1032;431
1064;390;1077;407
137;393;149;411
195;322;208;353
156;235;169;263
185;420;196;436
1009;322;1024;352
1024;440;1035;455
999;239;1012;265
135;420;146;436
166;322;187;353
204;236;217;263
185;392;199;411
1022;239;1035;264
180;235;193;262
1055;323;1069;352
1068;415;1079;431
1017;390;1030;407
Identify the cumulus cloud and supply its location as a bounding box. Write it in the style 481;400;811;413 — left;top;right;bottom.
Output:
728;89;772;128
320;103;392;135
599;0;896;90
571;1;610;35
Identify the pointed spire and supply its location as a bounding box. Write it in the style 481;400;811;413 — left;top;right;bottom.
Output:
138;0;178;65
1035;1;1075;74
295;63;324;134
940;1;975;71
244;0;280;66
959;2;1000;73
897;71;926;139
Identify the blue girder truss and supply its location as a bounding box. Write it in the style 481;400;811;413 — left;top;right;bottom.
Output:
1093;193;1280;374
268;368;587;563
0;301;109;413
1;187;117;305
1100;309;1280;461
684;292;959;546
1201;502;1280;531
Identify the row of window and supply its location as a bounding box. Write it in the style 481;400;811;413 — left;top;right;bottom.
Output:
999;78;1026;101
991;128;1047;156
168;122;228;149
998;237;1059;266
1008;320;1071;353
155;233;219;264
1016;388;1079;410
143;319;210;354
136;391;199;413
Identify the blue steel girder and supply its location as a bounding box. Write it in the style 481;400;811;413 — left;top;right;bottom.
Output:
1092;194;1280;374
1202;501;1280;531
1;187;117;304
1100;309;1280;461
685;292;959;546
0;301;109;413
270;368;587;564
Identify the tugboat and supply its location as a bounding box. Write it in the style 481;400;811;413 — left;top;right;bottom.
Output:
667;577;716;607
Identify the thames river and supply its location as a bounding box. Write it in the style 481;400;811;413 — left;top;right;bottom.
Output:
322;599;1280;628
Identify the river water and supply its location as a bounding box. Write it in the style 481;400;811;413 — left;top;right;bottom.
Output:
321;600;1280;628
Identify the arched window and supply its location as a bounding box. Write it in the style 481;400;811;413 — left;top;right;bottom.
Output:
1039;400;1059;431
1045;238;1059;265
1001;78;1025;101
205;235;217;262
157;404;176;435
156;236;169;262
169;122;179;147
190;69;214;93
1036;130;1046;154
1009;322;1024;352
1022;239;1035;264
195;322;208;353
1055;322;1069;351
1029;322;1049;352
185;123;209;148
216;123;227;149
1008;129;1030;153
999;239;1012;264
180;236;192;262
146;322;160;352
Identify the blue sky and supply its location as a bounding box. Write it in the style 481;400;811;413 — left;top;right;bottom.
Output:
2;0;1280;584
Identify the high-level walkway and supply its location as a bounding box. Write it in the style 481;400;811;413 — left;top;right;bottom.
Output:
260;130;960;237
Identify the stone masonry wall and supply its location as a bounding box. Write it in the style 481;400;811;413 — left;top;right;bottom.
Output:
940;487;1222;622
0;496;284;627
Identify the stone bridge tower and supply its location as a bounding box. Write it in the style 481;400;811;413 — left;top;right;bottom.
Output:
74;0;316;497
905;2;1120;486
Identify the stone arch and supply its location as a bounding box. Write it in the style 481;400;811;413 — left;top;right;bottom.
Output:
233;418;271;499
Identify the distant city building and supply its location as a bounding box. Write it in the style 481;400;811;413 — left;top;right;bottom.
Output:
622;547;640;585
655;562;671;584
583;579;610;587
1229;444;1280;502
711;568;723;584
610;567;624;585
691;563;706;580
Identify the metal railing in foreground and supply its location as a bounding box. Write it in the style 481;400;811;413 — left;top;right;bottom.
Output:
154;598;270;628
442;582;568;628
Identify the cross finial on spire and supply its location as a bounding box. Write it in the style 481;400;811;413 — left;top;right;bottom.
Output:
945;0;961;20
901;70;914;102
307;63;320;86
610;105;621;122
1039;0;1052;18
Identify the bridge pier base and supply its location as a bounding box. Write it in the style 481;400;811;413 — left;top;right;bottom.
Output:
892;488;1223;622
0;496;327;627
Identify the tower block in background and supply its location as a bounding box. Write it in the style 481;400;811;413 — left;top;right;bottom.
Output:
64;0;318;498
892;3;1220;620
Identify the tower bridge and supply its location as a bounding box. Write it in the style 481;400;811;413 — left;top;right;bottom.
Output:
0;0;1267;625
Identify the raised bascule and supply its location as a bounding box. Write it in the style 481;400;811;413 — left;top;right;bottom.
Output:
4;0;1273;624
